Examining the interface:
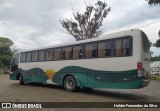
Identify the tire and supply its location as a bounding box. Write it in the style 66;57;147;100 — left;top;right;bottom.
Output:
63;76;76;92
19;74;24;85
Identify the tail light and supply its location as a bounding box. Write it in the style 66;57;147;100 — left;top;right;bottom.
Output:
137;62;142;77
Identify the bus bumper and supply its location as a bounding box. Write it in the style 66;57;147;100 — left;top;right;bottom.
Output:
141;79;150;88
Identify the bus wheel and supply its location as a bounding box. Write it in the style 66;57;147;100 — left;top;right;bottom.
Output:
19;74;24;85
64;76;76;92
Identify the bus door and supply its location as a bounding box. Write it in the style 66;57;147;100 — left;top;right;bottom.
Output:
10;53;19;72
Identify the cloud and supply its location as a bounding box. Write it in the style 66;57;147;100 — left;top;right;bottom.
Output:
0;0;159;56
104;0;160;32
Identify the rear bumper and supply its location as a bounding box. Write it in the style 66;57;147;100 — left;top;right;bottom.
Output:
141;79;150;88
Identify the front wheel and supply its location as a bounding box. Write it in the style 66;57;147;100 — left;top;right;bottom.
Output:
19;74;24;85
63;76;76;92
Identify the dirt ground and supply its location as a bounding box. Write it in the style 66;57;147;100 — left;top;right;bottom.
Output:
0;74;159;111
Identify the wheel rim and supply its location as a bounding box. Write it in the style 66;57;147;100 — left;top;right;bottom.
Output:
66;79;73;89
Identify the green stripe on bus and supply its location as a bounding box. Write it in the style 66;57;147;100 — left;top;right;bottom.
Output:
10;66;143;89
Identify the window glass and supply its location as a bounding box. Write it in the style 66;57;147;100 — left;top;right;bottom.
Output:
84;43;97;58
114;39;122;56
98;42;105;57
26;52;31;62
73;45;83;59
106;41;112;57
62;47;72;60
53;48;61;60
98;41;112;57
45;49;53;61
142;32;150;54
31;51;38;62
20;52;26;63
38;50;45;61
123;39;130;56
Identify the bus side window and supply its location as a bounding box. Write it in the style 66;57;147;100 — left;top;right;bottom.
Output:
26;52;32;62
38;50;45;61
105;41;112;57
84;43;97;59
98;42;105;57
63;47;72;60
114;39;122;57
31;51;38;62
73;45;83;59
123;38;130;56
98;41;112;58
45;49;53;61
20;52;26;63
53;48;61;60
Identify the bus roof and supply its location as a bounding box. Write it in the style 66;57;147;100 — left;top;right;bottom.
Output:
18;29;145;53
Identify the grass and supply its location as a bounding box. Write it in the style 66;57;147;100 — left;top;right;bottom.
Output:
150;74;160;80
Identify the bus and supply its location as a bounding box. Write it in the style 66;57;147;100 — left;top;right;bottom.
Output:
10;29;150;91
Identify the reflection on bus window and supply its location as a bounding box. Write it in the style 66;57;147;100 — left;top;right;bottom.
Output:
20;52;26;63
38;50;45;61
73;45;83;59
84;43;97;58
26;52;31;62
32;51;38;62
98;41;112;58
114;39;122;56
53;48;61;60
45;49;53;61
62;47;72;60
123;39;130;56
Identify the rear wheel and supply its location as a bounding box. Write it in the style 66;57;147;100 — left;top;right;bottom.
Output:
64;76;76;92
19;74;24;85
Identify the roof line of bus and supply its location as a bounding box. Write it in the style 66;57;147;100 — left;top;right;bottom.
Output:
16;29;144;53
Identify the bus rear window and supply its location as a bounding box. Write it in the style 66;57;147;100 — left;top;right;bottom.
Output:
142;31;150;53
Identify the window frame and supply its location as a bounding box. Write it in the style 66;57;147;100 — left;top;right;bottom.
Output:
45;49;54;61
98;40;113;58
84;42;98;59
97;36;133;58
25;52;32;62
31;51;39;62
38;50;45;62
19;36;133;63
122;37;132;56
62;46;73;60
20;52;26;63
72;45;83;60
53;47;62;61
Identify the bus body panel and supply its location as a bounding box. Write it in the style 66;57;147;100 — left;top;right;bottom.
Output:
10;29;150;89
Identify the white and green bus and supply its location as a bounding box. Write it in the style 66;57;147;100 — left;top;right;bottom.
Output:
10;29;150;91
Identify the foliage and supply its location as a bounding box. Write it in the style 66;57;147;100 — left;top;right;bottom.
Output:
0;37;13;47
60;1;111;41
148;0;160;5
152;30;160;48
0;55;12;69
0;37;14;69
151;55;160;61
154;39;160;47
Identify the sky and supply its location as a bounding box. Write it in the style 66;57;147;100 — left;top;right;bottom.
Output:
0;0;160;56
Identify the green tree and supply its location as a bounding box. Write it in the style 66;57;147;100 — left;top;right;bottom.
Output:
148;0;160;5
154;30;160;48
151;55;160;61
0;37;14;69
60;1;111;41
